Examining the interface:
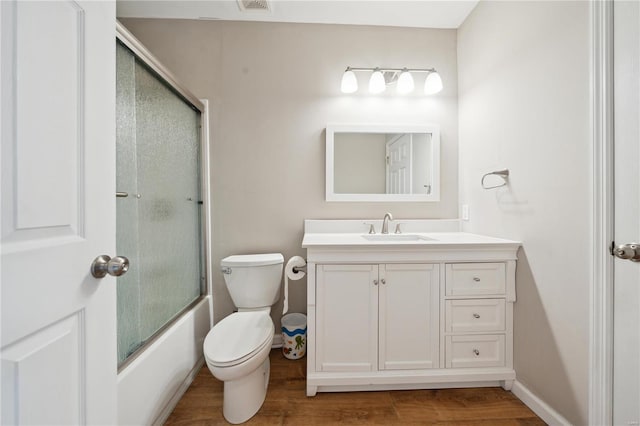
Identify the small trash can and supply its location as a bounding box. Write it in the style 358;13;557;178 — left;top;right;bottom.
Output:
281;313;307;359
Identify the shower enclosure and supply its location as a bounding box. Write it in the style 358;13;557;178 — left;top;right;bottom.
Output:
115;39;206;367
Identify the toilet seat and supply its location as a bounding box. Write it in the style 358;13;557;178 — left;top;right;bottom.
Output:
204;311;273;368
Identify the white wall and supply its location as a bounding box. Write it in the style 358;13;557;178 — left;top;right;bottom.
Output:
120;19;459;329
458;1;590;424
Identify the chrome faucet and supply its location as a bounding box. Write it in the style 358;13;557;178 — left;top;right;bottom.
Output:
381;212;393;234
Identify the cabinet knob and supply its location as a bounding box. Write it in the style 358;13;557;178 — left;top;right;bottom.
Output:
473;277;481;282
473;349;480;356
373;279;378;285
473;313;480;319
381;278;386;285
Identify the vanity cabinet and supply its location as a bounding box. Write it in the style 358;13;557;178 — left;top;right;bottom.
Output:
316;264;439;373
303;223;520;397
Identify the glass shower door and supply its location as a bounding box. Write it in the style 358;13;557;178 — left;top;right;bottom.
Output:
116;41;204;366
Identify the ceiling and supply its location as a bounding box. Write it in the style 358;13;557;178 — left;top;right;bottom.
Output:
116;0;479;29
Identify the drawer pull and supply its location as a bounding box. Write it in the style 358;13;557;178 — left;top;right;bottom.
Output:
473;349;480;356
473;313;481;319
473;277;481;282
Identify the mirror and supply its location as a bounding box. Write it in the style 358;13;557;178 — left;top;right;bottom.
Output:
326;124;440;202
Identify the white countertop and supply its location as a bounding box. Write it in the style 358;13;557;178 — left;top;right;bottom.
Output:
302;232;521;248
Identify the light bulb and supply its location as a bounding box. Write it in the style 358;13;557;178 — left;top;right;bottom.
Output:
397;69;414;94
369;69;386;94
340;69;358;93
424;71;443;95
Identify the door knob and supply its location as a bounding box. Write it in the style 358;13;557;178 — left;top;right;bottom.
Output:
613;243;640;262
91;255;130;278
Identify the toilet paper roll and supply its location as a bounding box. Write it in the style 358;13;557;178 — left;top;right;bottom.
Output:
283;256;306;315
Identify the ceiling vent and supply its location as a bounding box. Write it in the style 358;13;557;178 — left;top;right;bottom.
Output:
237;0;271;12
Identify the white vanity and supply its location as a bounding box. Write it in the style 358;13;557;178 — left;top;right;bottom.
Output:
302;219;520;397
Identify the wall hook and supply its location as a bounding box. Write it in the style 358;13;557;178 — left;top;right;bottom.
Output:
481;169;509;189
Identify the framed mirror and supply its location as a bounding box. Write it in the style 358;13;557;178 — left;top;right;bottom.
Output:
326;123;440;202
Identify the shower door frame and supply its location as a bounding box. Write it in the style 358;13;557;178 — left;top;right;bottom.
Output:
114;21;213;371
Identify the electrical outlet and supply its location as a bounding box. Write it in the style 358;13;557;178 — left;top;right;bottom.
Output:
462;204;470;221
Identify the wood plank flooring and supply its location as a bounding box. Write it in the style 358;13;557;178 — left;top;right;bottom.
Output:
165;349;545;425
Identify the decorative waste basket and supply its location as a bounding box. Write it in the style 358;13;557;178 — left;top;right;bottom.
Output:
281;313;307;359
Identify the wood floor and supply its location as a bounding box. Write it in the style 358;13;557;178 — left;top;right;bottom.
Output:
165;349;545;425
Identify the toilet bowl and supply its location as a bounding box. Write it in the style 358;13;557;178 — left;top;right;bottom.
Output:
204;311;274;424
203;253;284;424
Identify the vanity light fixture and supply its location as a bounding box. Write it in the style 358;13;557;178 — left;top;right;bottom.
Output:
397;68;415;94
340;67;358;93
424;70;444;95
368;68;386;94
340;66;442;95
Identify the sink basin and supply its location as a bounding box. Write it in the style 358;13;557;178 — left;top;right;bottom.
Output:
361;234;435;242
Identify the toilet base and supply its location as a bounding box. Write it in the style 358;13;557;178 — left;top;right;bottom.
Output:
223;357;270;424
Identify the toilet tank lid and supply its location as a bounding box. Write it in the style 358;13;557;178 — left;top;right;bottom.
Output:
221;253;284;267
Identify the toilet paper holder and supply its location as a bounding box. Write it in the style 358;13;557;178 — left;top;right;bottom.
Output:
292;264;307;273
283;256;307;315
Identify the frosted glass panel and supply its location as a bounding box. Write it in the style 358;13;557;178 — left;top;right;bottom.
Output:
116;42;203;365
116;43;141;363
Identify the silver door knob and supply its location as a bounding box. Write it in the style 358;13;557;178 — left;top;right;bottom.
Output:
91;255;130;278
613;243;640;262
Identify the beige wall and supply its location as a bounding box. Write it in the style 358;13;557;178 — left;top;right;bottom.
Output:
120;19;459;327
458;2;590;424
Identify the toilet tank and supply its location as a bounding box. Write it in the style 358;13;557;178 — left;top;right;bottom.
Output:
221;253;284;309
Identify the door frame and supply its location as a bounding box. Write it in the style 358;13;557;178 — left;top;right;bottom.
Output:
590;0;615;424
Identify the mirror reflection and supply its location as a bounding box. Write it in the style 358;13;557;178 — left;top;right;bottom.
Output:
326;124;440;202
334;132;433;195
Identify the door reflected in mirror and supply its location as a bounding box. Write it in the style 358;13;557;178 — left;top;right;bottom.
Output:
326;124;440;202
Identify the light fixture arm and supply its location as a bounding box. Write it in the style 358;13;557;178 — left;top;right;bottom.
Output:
345;66;437;74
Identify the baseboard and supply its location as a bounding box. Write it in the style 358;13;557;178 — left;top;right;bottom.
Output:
272;333;283;348
152;357;205;426
511;380;571;425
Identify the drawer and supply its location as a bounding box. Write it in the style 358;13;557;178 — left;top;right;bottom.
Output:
445;263;506;296
445;299;506;333
445;335;505;368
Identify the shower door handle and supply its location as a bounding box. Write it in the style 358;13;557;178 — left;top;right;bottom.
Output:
91;255;130;278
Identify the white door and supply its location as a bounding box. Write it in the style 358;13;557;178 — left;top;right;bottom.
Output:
1;1;117;424
386;134;412;194
613;1;640;424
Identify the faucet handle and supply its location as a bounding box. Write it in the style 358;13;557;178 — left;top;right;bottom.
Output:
394;223;406;234
363;222;376;234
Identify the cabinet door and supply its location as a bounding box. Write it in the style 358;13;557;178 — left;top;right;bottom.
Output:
316;264;378;372
379;264;439;370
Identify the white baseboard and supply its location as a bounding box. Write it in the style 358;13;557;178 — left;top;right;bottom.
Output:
272;333;283;348
511;380;571;425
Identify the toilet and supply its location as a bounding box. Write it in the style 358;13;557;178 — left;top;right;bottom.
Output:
203;253;284;424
